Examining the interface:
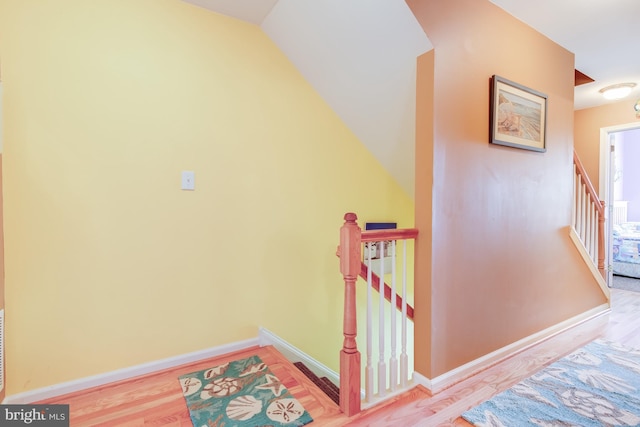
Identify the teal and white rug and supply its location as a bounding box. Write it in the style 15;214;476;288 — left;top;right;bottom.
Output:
462;339;640;426
179;355;314;426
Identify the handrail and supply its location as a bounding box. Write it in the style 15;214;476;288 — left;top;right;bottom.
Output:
360;263;414;319
361;228;419;242
573;151;604;217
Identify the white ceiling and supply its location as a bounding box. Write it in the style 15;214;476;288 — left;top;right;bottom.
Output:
489;0;640;110
181;0;639;197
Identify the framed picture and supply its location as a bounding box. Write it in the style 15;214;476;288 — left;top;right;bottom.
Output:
490;75;547;152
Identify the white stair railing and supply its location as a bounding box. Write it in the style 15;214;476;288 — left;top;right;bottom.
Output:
363;237;414;406
338;213;418;416
572;151;604;277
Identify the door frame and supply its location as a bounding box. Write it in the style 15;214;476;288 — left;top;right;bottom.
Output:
599;122;640;286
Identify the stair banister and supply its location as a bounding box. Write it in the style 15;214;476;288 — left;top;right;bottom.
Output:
338;213;418;416
338;213;362;417
572;151;605;277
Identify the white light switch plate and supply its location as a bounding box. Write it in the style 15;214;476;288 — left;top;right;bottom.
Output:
181;171;195;190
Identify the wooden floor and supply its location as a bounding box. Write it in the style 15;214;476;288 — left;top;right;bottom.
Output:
40;288;640;426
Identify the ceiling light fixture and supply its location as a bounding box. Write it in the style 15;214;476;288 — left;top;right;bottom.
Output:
634;100;640;118
599;83;637;100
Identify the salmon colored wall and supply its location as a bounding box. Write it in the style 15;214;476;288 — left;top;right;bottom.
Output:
408;0;606;378
574;100;640;189
414;50;434;375
0;0;414;395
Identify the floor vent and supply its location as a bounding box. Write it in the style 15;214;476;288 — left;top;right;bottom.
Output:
293;361;340;405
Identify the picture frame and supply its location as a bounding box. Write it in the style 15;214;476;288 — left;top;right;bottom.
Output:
490;75;547;152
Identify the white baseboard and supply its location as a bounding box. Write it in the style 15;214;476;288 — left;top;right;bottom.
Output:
258;327;339;386
421;303;610;393
412;371;430;390
3;337;259;404
5;305;609;404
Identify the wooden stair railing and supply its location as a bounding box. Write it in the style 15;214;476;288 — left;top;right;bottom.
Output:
338;213;362;417
338;213;418;416
572;151;605;278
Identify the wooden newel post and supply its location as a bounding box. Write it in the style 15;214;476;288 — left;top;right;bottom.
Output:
598;200;606;278
339;212;362;416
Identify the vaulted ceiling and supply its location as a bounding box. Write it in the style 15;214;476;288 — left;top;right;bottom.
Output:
181;0;640;198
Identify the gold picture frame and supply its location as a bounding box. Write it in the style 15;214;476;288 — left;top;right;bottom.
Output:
490;75;547;152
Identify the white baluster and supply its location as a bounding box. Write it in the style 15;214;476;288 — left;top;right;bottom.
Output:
595;208;599;261
400;240;408;387
389;240;398;392
590;205;596;259
576;179;582;233
586;199;592;254
366;243;373;403
592;203;596;257
584;185;589;242
592;204;597;259
575;178;580;232
378;240;386;397
571;168;578;230
581;183;587;240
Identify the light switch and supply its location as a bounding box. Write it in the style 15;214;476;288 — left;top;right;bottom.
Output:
181;171;195;190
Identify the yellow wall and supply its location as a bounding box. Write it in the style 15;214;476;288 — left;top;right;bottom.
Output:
0;0;414;395
408;0;606;378
574;100;640;188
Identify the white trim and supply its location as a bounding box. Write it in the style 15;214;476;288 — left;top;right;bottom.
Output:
411;371;431;390
599;123;640;198
569;228;610;298
419;304;610;393
598;123;640;197
258;327;339;386
3;338;259;404
359;378;416;410
599;127;610;200
599;123;640;286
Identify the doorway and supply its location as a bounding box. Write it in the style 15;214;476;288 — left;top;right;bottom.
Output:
600;124;640;290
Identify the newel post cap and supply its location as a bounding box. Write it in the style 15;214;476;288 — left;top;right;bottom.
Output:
340;212;361;277
344;212;358;222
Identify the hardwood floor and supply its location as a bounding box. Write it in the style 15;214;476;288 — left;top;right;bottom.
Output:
39;288;640;426
39;345;346;427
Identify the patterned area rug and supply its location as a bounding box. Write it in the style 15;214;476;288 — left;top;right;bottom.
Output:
462;339;640;426
179;355;314;426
